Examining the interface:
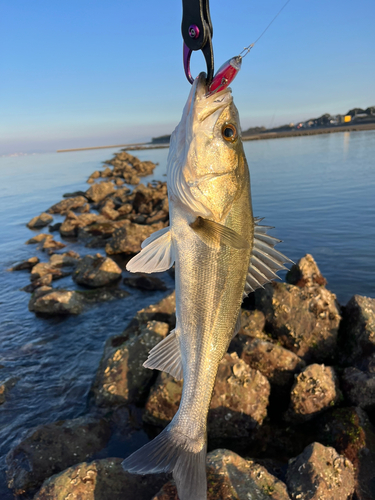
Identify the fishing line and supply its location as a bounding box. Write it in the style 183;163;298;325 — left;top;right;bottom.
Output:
239;0;292;58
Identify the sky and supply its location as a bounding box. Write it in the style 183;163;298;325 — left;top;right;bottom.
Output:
1;0;374;155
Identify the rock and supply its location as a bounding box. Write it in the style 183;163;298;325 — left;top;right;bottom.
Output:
62;190;88;198
115;177;124;186
230;309;269;354
286;442;355;500
47;196;89;215
73;254;122;287
75;288;129;305
101;166;112;177
22;273;53;292
59;212;102;238
29;289;84;315
135;291;176;326
87;170;101;183
49;251;79;268
86;181;116;203
153;449;290;500
255;282;341;362
105;221;164;255
42;238;66;252
286;364;341;422
123;274;167;291
30;262;72;281
91;320;170;406
339;295;375;364
318;407;375;500
144;352;270;438
342;366;375;411
34;458;168;500
100;200;119;220
286;254;327;288
9;256;39;271
26;233;52;244
6;416;111;495
0;377;18;404
48;222;62;233
241;339;306;388
27;213;53;229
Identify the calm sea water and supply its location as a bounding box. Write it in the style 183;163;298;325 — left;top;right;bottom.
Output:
0;131;374;497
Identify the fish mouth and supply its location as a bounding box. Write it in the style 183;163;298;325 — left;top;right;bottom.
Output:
194;73;233;122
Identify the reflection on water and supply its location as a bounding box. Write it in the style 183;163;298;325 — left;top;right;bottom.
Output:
0;131;374;498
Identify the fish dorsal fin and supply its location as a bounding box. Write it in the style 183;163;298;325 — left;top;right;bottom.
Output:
243;217;292;298
190;216;250;250
143;329;183;381
126;226;175;274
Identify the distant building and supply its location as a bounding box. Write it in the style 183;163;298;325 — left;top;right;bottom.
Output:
151;135;171;144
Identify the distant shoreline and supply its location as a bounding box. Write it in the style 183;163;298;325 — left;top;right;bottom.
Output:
56;122;375;153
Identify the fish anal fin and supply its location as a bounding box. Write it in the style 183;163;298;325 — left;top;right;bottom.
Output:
126;227;175;274
143;329;183;380
190;216;249;250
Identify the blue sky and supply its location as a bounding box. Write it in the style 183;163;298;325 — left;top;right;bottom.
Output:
1;0;374;154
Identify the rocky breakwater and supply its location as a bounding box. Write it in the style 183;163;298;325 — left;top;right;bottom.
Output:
9;150;169;316
5;253;375;499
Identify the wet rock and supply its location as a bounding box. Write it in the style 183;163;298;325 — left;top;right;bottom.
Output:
101;166;112;177
27;212;54;229
86;181;116;203
48;222;62;233
59;212;102;238
87;170;101;183
339;295;375;364
123;274;167;291
100;199;119;220
115;177;124;186
42;238;66;252
73;254;122;287
318;407;375;500
230;309;268;354
30;262;72;281
106;151;156;182
135;291;176;327
9;256;39;271
153;449;290;500
91;320;170;407
34;458;168;500
255;281;341;363
62;190;88;198
286;442;355;500
26;233;52;244
29;289;85;315
22;273;53;292
286;254;327;288
49;251;79;268
75;288;129;305
144;352;270;438
241;339;306;388
0;377;18;404
342;366;375;412
286;364;341;422
6;416;111;495
47;196;89;215
105;220;164;255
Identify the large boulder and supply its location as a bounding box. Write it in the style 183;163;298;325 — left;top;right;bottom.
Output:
144;352;270;438
28;289;85;315
85;181;116;203
285;364;341;422
255;281;341;363
342;366;375;412
6;416;111;495
47;196;89;215
339;295;375;364
153;449;290;500
286;442;355;500
91;320;170;407
30;262;72;281
105;220;164;255
73;254;122;287
34;458;168;500
27;213;53;229
286;254;327;288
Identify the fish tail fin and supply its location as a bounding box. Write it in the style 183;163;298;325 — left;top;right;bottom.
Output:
122;423;207;500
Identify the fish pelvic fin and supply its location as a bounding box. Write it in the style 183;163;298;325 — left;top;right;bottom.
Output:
122;424;207;500
243;217;293;298
126;226;175;274
143;329;183;380
190;216;250;250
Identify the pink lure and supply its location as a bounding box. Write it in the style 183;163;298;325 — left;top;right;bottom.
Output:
208;55;242;95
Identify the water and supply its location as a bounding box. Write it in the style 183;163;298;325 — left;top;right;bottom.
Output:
0;131;374;497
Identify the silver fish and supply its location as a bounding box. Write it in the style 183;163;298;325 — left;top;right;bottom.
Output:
122;73;290;500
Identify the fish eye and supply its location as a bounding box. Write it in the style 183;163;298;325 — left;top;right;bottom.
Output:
222;124;237;142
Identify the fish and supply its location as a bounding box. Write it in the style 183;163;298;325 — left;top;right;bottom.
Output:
122;73;290;500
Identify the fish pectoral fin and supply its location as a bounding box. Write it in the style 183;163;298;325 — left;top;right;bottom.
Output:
126;226;175;274
143;329;183;380
243;217;293;298
190;216;250;250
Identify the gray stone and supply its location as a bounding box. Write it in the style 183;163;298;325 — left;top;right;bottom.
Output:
105;221;165;255
47;196;89;215
59;212;102;238
6;416;111;495
27;213;53;229
9;256;39;271
342;367;375;411
73;254;122;287
49;251;79;268
286;364;341;422
286;254;327;288
85;181;116;203
26;233;52;244
30;262;72;281
92;320;170;406
123;274;167;291
286;442;355;500
28;289;84;315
